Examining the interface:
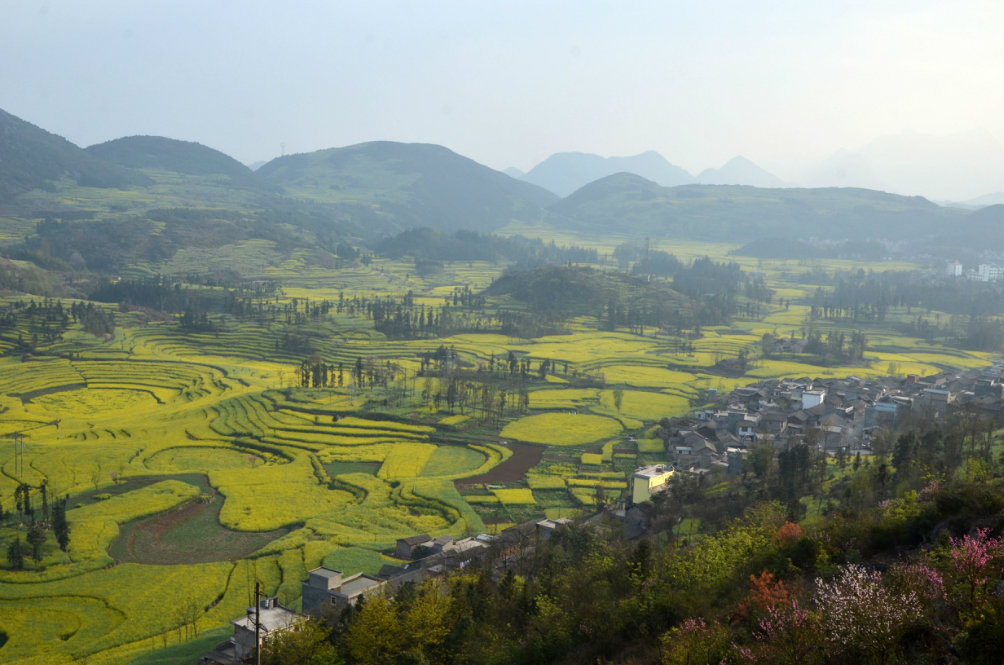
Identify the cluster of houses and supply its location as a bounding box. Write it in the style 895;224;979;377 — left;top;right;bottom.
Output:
658;361;1004;474
199;358;1004;664
198;519;573;665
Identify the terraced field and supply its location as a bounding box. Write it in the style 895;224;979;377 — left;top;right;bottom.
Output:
0;237;997;665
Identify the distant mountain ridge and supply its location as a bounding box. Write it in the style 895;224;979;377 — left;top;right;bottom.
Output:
795;129;1004;201
0;108;152;203
519;151;783;197
520;151;693;197
695;156;786;188
544;172;996;251
257;141;559;232
86;135;267;189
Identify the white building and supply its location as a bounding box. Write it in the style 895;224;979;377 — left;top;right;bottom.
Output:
946;261;963;277
199;598;299;665
978;264;1004;282
802;389;826;410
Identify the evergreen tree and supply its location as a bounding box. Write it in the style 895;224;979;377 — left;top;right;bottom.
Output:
6;535;24;570
52;498;70;552
26;522;45;565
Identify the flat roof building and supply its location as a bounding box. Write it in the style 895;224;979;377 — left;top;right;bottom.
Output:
631;464;674;505
301;567;385;616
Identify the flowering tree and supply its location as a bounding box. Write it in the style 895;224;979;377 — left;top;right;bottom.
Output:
735;600;821;665
887;561;946;606
946;528;1004;613
815;565;922;663
737;570;790;620
774;521;805;545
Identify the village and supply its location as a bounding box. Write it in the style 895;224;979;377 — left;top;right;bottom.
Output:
197;356;1004;664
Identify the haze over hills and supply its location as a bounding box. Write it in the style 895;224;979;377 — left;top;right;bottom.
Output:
545;172;993;251
85;135;269;189
0;108;152;203
695;156;786;188
518;151;694;197
963;192;1004;207
256;141;559;233
793;129;1004;201
4;104;1004;263
518;151;785;197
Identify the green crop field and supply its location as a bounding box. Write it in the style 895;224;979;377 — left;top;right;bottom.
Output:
0;227;997;665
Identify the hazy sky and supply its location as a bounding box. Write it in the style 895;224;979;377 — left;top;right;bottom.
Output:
3;0;1004;176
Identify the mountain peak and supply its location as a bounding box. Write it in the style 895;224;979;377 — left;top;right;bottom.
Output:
696;156;783;187
520;151;692;197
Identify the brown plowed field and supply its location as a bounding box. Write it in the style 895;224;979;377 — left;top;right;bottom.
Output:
455;441;544;485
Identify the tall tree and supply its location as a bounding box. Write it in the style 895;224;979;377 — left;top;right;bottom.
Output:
6;535;24;570
26;522;45;566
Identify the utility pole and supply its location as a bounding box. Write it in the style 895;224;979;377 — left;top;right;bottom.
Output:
255;581;261;665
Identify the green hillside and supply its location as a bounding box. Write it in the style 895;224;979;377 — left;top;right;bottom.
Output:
85;135;272;190
257;141;560;232
0;108;152;203
547;172;969;245
484;264;692;322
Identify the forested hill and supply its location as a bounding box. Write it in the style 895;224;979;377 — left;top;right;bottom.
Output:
484;264;695;326
256;141;560;233
546;172;975;247
0;107;153;203
85;135;271;190
375;228;598;269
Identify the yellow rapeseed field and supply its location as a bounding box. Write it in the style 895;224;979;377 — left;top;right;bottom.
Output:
500;413;623;445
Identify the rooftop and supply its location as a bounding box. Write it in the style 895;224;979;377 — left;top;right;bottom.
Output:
633;464;673;479
337;573;383;597
309;567;342;579
232;605;298;633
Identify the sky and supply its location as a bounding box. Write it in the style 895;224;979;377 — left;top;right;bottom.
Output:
2;1;1004;191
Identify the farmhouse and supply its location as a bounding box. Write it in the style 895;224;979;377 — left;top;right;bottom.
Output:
301;567;386;616
395;534;433;558
199;597;299;665
631;464;674;505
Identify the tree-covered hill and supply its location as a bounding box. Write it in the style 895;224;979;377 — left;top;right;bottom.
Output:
546;172;969;245
0;107;153;203
485;264;695;326
375;227;597;269
256;141;560;232
85;135;272;190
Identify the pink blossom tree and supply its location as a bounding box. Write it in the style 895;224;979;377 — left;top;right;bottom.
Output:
735;600;822;665
946;528;1004;613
